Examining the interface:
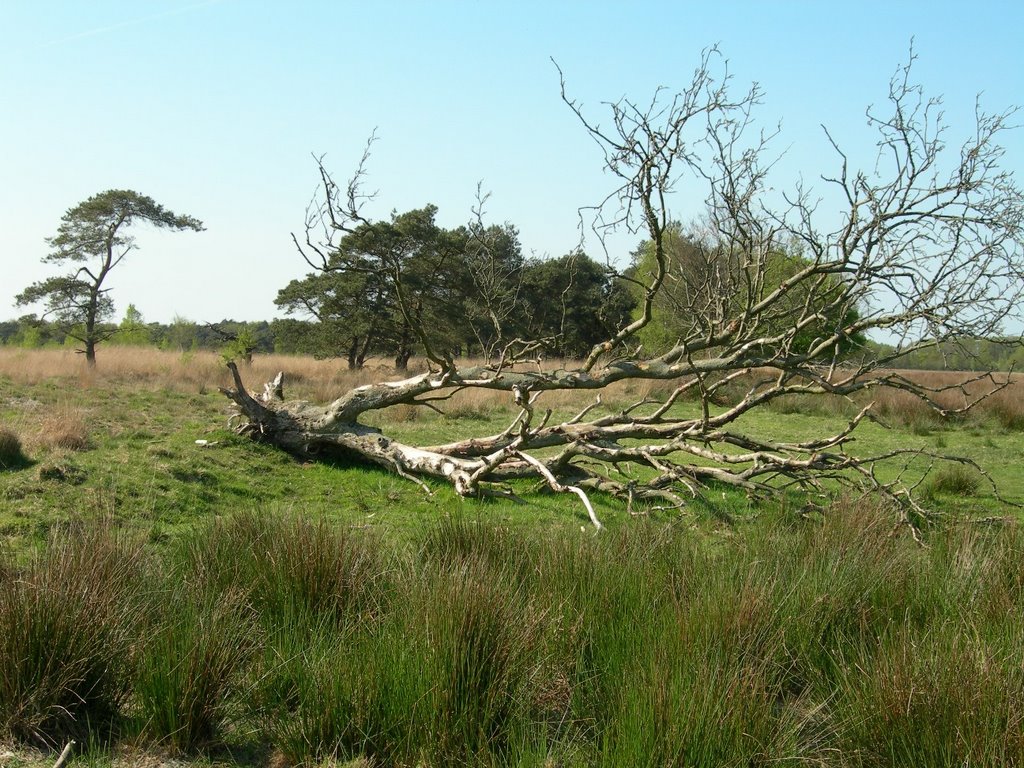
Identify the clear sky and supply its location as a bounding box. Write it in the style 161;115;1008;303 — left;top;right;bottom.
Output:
2;1;1021;325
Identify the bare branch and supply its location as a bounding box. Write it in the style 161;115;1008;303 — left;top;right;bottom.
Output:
228;48;1023;532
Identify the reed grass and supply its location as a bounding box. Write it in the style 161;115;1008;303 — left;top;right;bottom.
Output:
132;586;258;752
181;511;392;627
924;464;983;499
1;509;1022;764
0;524;147;747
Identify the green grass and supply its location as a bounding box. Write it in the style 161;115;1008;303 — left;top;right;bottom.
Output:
0;377;625;553
2;372;1024;765
3;374;1022;554
2;510;1024;766
0;525;146;747
135;594;258;752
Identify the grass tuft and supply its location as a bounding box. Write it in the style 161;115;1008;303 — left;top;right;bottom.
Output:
838;621;1024;765
133;586;258;752
925;463;982;498
419;515;532;580
183;510;392;626
2;495;1024;763
0;428;29;469
35;407;91;452
36;461;87;484
0;525;146;747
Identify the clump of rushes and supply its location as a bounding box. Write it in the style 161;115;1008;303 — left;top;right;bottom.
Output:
183;510;392;625
133;585;258;752
266;558;549;767
418;515;534;583
6;508;1024;763
924;463;982;498
0;525;145;746
838;621;1024;765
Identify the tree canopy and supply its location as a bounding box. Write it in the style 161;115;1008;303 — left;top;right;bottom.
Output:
277;206;635;367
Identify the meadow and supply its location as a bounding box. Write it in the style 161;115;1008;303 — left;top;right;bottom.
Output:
1;347;1023;767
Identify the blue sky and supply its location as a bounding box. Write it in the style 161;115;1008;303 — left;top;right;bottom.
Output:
2;1;1021;324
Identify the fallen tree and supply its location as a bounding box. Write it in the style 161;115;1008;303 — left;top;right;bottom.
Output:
223;49;1023;529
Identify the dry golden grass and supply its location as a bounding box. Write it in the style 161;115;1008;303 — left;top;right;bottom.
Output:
0;346;382;399
0;347;630;413
720;367;1024;432
33;406;91;452
859;369;1024;431
984;387;1024;431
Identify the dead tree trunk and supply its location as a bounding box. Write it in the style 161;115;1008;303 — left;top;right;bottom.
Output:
227;48;1023;529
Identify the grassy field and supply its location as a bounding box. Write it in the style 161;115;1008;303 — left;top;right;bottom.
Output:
0;348;634;551
1;347;1023;766
1;347;1021;547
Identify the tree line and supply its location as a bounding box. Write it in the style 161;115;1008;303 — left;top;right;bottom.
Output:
6;195;1023;372
0;311;273;357
7;190;635;368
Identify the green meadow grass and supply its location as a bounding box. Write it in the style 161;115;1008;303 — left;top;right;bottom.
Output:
0;377;642;551
2;373;1023;552
1;508;1023;766
2;371;1024;766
